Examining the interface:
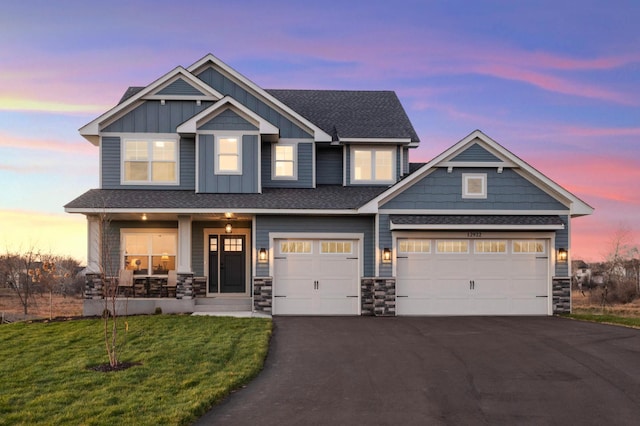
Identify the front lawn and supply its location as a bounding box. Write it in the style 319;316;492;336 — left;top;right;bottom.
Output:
0;315;272;425
567;313;640;328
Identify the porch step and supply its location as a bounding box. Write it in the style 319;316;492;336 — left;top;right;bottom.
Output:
193;297;251;312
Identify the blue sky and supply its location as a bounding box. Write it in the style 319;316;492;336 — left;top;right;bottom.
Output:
1;0;639;261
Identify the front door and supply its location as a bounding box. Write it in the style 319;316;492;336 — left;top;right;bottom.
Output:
208;234;246;294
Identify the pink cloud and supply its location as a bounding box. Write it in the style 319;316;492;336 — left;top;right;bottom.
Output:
0;133;96;156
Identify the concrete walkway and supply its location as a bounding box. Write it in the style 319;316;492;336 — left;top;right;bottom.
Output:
194;316;640;425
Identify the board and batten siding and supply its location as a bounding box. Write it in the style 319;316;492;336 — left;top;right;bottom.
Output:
450;143;501;162
103;100;214;133
197;134;259;193
261;142;313;188
381;168;567;211
378;214;393;277
555;215;570;277
316;144;343;185
156;78;206;96
101;136;195;190
196;67;312;139
198;109;258;131
255;215;375;277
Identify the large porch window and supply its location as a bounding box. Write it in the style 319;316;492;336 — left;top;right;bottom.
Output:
123;230;177;275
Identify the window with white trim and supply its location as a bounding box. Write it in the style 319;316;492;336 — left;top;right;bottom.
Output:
399;239;431;253
513;240;545;254
123;139;177;184
462;173;487;199
437;240;469;253
273;144;296;179
475;240;506;253
215;136;241;174
352;148;394;183
320;241;352;254
123;230;177;274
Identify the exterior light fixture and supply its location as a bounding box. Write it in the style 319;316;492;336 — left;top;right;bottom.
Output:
225;223;233;233
141;213;148;221
558;248;568;262
382;248;392;263
258;248;268;262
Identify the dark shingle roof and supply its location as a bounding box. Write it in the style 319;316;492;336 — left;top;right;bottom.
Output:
266;89;420;142
118;86;145;104
65;186;388;211
390;215;565;227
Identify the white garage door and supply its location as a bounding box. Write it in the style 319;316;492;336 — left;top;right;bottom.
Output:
273;239;360;315
396;238;549;315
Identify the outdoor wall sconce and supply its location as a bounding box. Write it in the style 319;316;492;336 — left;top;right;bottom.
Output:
558;248;568;262
225;223;233;233
258;248;268;262
141;213;148;221
382;248;392;263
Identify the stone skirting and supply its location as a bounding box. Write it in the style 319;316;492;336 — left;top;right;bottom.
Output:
552;276;571;314
84;273;104;299
361;277;396;316
253;277;273;314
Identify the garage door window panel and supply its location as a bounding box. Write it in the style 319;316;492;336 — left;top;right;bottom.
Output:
475;241;507;254
399;239;431;253
321;241;352;254
437;240;469;254
513;240;545;254
280;241;312;254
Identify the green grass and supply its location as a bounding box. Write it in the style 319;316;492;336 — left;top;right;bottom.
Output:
0;315;272;426
567;313;640;328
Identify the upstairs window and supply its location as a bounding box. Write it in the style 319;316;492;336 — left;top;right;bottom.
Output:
215;136;241;174
123;139;177;184
352;148;395;183
273;144;296;179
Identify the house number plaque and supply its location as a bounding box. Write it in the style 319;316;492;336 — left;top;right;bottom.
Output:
467;232;482;238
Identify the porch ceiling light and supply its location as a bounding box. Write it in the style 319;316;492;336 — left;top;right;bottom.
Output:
225;223;233;233
382;247;392;263
141;213;148;221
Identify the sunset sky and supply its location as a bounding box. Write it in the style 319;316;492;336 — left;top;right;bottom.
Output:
1;0;638;263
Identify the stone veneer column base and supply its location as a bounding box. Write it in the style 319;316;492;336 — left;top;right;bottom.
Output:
253;277;273;314
176;273;194;299
552;276;571;314
85;273;104;299
361;278;396;316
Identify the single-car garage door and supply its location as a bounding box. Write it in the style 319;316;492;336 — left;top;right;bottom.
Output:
273;239;360;315
396;238;550;315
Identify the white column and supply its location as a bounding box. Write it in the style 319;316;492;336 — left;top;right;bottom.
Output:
177;215;192;274
86;215;101;274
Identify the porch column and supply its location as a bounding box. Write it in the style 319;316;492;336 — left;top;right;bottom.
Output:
86;215;101;274
177;215;192;274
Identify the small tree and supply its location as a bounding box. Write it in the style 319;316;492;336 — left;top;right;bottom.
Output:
0;248;42;317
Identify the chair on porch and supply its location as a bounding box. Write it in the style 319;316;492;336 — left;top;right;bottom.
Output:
118;269;135;297
162;270;177;298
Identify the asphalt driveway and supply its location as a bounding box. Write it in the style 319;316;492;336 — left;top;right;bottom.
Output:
194;317;640;425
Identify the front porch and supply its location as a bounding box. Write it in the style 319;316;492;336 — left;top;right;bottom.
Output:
83;273;253;316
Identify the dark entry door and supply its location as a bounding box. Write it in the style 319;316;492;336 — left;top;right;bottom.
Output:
220;235;246;293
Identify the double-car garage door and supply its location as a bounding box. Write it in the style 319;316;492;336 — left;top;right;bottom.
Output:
396;237;550;315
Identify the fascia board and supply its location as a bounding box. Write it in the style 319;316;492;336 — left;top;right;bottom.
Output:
64;207;362;215
176;96;279;134
389;223;565;231
339;138;412;144
187;53;332;142
78;67;224;144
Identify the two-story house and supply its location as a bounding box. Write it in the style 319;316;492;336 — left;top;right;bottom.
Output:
66;53;593;316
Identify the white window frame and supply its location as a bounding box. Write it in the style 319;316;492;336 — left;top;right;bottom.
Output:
272;143;297;180
121;228;178;274
462;173;487;199
214;134;242;175
350;146;396;184
121;136;179;185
